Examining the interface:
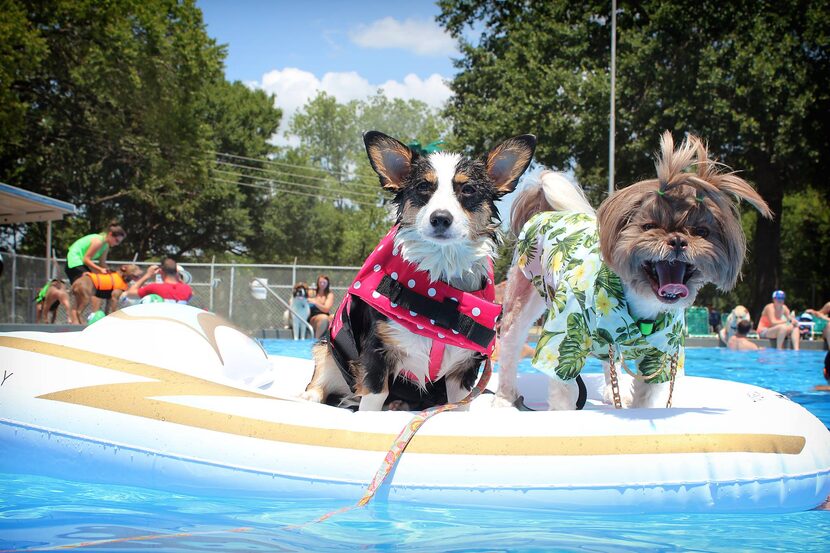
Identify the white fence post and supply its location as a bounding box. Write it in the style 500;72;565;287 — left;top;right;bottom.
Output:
209;255;215;312
229;262;235;320
10;252;17;322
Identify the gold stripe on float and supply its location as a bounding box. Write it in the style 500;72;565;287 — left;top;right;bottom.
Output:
1;336;807;456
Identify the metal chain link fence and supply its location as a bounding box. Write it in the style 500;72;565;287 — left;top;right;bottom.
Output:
0;252;359;333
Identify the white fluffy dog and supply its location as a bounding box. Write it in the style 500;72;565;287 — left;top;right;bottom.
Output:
719;305;752;343
289;283;311;340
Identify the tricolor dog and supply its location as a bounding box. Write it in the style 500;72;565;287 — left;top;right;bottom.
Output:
301;131;536;411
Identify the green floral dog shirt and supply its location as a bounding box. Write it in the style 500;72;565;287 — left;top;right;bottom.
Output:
515;211;686;383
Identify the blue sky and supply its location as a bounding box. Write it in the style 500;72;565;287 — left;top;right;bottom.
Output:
199;0;456;84
198;0;460;141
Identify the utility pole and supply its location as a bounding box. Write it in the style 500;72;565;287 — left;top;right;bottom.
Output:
608;0;617;197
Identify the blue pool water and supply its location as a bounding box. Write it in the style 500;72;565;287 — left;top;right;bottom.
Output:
2;343;828;552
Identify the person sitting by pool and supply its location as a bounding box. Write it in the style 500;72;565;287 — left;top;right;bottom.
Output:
719;305;752;345
126;257;193;304
757;290;800;350
805;300;830;322
804;300;830;342
728;320;761;351
308;274;334;339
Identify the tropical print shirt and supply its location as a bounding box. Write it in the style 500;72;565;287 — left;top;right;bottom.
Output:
515;211;685;383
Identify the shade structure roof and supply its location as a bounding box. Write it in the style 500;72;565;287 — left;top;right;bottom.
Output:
0;182;76;224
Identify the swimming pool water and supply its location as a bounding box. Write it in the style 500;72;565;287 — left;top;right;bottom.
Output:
2;343;828;552
263;339;830;427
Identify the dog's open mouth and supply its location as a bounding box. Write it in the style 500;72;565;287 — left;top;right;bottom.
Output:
643;260;693;303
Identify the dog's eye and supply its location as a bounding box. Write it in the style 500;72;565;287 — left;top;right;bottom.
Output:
642;223;658;231
691;226;710;238
416;181;433;193
460;184;476;196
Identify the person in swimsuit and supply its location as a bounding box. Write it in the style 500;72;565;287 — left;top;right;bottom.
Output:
308;274;334;339
728;319;761;351
757;290;800;350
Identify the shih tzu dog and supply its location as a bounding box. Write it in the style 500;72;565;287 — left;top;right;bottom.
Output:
301;131;536;411
496;132;772;410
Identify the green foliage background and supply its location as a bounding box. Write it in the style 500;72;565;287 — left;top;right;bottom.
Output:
1;0;827;318
438;0;830;317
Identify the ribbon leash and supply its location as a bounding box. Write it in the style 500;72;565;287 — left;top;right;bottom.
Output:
291;358;493;528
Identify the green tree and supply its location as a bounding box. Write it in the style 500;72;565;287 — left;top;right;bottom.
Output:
438;0;829;317
358;94;450;150
779;187;830;312
204;79;282;260
0;0;281;262
289;92;358;181
0;0;46;162
276;91;454;265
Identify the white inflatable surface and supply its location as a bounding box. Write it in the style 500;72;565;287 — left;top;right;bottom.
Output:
1;303;828;513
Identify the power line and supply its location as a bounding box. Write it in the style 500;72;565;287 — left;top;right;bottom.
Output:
209;176;381;208
210;159;381;195
209;149;382;186
211;167;382;200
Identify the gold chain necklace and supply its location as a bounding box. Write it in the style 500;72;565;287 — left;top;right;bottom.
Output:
607;345;678;409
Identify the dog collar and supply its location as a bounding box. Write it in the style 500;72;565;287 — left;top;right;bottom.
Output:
637;319;655;336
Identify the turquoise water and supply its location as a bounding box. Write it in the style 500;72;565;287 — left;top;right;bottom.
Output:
1;343;828;552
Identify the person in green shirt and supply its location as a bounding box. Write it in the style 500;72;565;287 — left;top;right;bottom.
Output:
64;223;126;283
64;222;127;314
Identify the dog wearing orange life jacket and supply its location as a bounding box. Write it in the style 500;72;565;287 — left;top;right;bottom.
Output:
69;263;143;324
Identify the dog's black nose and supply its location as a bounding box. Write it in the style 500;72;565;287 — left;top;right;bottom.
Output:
430;210;453;230
667;234;688;252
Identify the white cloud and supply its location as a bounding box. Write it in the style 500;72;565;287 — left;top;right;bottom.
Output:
379;74;452;107
252;68;453;145
349;17;457;56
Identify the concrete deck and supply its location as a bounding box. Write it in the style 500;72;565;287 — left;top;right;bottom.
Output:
0;323;83;333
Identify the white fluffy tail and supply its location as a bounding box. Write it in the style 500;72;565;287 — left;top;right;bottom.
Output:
510;171;594;235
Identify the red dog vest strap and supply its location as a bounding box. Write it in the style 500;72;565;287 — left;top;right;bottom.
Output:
330;225;500;383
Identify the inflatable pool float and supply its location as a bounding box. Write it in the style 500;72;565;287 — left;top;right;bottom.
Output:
1;304;828;513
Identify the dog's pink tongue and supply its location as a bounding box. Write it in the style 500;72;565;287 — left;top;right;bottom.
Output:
655;261;689;298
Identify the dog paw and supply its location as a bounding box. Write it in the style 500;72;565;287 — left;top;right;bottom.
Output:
602;384;633;408
484;393;519;409
297;390;323;403
469;393;515;411
383;399;411;411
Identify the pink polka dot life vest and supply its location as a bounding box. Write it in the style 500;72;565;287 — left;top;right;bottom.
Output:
329;225;500;384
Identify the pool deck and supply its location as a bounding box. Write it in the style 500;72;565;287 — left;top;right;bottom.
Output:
1;324;825;350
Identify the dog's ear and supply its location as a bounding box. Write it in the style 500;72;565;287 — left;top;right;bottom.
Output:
364;131;416;192
485;135;536;197
596;183;648;272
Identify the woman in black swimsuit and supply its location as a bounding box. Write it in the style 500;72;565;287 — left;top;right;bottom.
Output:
309;274;334;339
